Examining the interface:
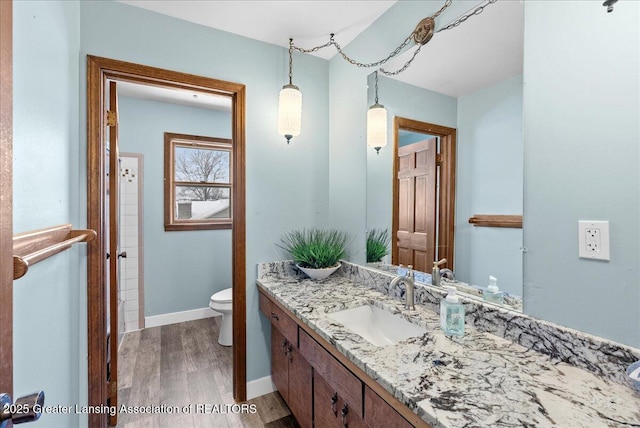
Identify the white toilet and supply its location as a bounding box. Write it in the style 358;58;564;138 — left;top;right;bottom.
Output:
209;287;233;347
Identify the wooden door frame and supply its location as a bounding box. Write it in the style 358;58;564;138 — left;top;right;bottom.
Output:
0;0;12;398
392;117;456;271
106;80;120;427
87;55;246;428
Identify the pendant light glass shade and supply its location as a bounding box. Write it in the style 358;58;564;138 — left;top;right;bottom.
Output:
367;103;387;154
278;84;302;144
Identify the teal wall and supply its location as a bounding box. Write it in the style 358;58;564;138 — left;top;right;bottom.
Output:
13;1;82;426
118;96;232;317
79;0;330;386
523;1;639;346
398;131;436;147
456;75;523;296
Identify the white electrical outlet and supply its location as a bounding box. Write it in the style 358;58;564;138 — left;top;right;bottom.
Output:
585;228;600;252
578;220;610;260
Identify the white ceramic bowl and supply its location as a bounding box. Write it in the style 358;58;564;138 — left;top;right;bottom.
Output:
296;263;341;280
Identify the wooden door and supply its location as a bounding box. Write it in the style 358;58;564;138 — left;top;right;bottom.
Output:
395;138;437;272
107;81;120;426
0;0;13;401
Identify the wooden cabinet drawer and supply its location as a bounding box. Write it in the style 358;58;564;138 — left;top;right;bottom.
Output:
259;290;298;346
364;385;413;428
258;290;271;317
299;329;363;418
270;304;298;346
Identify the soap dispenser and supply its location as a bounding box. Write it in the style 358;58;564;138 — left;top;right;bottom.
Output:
431;258;447;286
483;275;504;305
440;286;465;337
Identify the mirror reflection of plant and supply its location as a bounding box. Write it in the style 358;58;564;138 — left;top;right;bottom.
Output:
366;228;390;263
278;228;351;269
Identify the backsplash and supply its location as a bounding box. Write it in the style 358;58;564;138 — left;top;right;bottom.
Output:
365;262;523;311
257;260;640;386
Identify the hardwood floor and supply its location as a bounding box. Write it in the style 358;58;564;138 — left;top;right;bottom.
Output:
116;317;298;427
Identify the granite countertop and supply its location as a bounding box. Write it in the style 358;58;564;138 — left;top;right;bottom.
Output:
257;269;640;428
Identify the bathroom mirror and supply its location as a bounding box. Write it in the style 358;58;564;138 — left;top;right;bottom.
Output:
365;0;524;309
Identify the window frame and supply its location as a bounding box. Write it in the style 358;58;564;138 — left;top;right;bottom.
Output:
164;132;233;231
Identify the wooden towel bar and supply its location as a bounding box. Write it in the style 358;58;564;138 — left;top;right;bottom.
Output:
13;224;96;280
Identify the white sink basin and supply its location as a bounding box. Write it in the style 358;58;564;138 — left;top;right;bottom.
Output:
327;304;427;347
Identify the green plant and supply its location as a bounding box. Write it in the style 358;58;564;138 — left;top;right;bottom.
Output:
278;228;351;269
366;228;390;263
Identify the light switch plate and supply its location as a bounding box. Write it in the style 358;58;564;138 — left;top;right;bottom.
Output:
578;220;610;261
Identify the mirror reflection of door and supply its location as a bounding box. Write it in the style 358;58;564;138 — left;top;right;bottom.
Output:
396;137;437;272
392;117;457;274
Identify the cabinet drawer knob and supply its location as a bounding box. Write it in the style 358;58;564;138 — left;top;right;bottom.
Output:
341;403;349;427
330;392;338;416
287;344;293;361
270;312;279;321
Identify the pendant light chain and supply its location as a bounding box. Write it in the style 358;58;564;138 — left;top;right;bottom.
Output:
288;38;294;85
379;44;423;76
437;0;497;32
381;0;496;75
432;0;453;19
374;71;379;104
290;0;497;77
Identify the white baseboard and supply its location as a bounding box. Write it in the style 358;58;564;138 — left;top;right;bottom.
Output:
145;307;219;328
246;376;276;400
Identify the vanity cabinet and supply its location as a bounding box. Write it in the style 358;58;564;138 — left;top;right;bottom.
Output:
299;329;365;427
259;289;426;428
262;295;313;428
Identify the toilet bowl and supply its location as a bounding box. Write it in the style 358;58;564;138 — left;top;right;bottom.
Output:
209;288;233;347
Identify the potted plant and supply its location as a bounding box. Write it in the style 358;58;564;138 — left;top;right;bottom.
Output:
366;228;390;263
278;228;351;280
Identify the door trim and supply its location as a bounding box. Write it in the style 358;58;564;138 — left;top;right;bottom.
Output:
106;80;120;426
392;117;456;271
0;0;12;397
86;55;246;427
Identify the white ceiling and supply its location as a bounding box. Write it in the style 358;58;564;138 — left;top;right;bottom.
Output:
383;0;523;97
116;81;232;111
117;0;397;60
116;0;523;104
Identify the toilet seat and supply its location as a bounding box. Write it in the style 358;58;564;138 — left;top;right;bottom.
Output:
211;287;232;304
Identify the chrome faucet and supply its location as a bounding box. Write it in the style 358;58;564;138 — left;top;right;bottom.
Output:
390;265;415;310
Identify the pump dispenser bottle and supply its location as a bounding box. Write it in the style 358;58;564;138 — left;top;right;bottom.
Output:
483;275;504;305
440;286;465;337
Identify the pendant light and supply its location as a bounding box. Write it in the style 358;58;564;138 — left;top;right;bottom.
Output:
278;38;302;144
367;71;387;154
277;1;499;146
